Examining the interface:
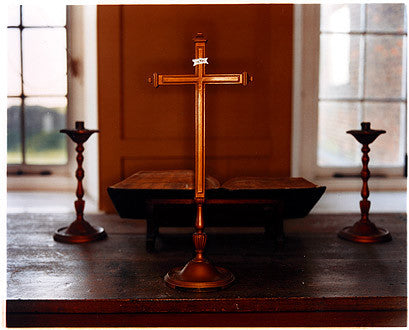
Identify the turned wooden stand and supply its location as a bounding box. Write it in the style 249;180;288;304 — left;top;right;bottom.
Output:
338;122;392;243
54;121;106;244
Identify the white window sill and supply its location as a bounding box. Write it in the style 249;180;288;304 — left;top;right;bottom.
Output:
311;190;407;214
310;177;407;213
7;189;406;215
7;174;76;191
7;191;99;213
313;177;407;192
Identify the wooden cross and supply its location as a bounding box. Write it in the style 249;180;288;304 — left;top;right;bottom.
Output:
149;32;252;202
149;32;253;290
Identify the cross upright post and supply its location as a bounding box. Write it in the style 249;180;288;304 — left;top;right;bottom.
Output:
149;32;253;290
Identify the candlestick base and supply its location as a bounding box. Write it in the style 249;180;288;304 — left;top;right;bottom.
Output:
338;221;391;243
164;258;234;291
54;221;106;244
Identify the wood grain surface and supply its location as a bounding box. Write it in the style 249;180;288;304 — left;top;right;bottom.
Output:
110;170;220;190
7;213;407;327
222;176;318;190
110;170;319;190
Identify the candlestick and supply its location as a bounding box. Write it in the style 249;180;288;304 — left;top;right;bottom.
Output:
338;122;391;243
54;121;106;243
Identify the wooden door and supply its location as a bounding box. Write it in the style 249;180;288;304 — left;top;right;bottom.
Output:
98;4;293;212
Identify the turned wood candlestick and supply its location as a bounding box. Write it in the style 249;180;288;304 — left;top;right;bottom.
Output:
338;122;391;243
54;121;106;243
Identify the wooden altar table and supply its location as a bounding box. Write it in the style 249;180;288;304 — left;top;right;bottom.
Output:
6;212;407;327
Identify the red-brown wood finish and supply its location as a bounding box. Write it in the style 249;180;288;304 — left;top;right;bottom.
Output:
7;213;407;327
54;121;107;243
107;170;325;250
150;34;252;290
338;122;391;243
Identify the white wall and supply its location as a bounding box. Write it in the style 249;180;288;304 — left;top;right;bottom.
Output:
68;5;99;204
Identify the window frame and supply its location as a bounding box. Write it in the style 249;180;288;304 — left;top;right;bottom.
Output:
292;4;407;191
7;5;74;176
7;6;99;197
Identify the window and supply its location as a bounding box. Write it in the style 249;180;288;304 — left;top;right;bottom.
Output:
7;5;68;172
318;4;406;170
293;4;407;188
7;5;99;194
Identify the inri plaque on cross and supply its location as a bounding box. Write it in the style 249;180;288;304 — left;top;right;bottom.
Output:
149;32;253;290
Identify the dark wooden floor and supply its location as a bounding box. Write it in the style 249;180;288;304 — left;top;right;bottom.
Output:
7;212;407;327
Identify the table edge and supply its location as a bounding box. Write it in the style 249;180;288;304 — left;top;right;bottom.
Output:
7;296;407;314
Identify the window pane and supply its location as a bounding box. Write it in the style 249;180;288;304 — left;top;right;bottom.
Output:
366;4;406;33
8;5;20;26
8;29;21;96
321;4;363;32
22;28;67;96
364;35;405;99
7;98;23;164
22;5;66;27
319;34;361;99
363;102;405;166
318;101;361;167
24;97;67;165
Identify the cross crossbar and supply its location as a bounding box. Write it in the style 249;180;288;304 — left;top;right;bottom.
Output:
151;73;249;86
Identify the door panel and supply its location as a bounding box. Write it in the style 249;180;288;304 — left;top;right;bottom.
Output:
98;5;293;212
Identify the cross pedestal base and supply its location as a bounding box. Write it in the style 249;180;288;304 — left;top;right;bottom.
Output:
164;258;234;291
